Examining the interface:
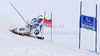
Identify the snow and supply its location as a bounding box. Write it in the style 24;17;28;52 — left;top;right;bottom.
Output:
0;0;100;56
0;15;99;56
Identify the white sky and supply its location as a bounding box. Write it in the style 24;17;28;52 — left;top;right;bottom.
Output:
0;0;100;52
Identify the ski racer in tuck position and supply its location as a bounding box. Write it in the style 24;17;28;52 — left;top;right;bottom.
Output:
10;15;43;37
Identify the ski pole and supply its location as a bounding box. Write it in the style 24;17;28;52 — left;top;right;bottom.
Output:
10;2;28;25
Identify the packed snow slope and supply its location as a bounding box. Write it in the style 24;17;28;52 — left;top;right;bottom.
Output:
0;15;99;56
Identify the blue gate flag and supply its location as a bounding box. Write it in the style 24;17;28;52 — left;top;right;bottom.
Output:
80;15;97;31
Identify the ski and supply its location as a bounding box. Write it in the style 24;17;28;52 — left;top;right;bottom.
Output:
10;30;44;40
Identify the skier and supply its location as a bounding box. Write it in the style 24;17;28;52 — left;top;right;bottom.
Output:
10;15;43;36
